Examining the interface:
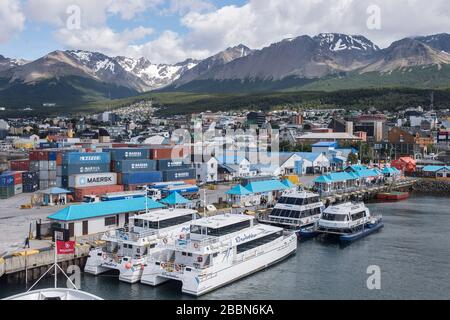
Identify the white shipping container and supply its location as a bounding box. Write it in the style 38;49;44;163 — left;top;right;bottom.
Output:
48;161;57;171
68;172;117;188
39;181;49;190
56;177;62;187
49;170;57;180
56;166;62;176
49;180;57;187
14;184;23;195
39;161;49;171
39;170;50;180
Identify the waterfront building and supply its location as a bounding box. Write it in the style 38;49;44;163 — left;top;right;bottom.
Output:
226;179;288;207
422;166;450;180
48;197;165;238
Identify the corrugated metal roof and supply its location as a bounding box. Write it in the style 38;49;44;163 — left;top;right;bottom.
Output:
422;165;450;172
48;197;165;222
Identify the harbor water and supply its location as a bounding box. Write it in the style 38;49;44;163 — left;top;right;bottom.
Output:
1;194;449;300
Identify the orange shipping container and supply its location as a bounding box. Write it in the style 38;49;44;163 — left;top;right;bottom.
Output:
150;146;190;160
73;185;124;202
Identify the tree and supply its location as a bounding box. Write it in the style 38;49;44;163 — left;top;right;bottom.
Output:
348;152;359;164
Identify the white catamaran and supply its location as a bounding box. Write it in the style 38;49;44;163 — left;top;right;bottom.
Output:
258;188;325;238
141;214;297;296
84;208;199;283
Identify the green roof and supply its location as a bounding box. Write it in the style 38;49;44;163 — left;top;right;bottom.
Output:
48;197;165;222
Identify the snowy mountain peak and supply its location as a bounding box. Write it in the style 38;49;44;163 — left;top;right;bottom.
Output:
314;33;380;52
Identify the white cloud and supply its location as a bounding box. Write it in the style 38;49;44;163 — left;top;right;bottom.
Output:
0;0;26;43
55;26;154;56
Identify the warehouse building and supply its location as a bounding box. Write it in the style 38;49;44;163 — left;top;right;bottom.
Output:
47;197;165;238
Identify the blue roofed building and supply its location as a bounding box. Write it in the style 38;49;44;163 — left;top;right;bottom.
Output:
421;166;450;179
48;197;165;238
226;179;289;207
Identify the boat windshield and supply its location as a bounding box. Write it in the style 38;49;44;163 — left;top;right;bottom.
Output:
321;213;348;221
277;196;320;205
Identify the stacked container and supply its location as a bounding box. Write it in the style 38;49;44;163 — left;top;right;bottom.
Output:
22;172;39;193
0;173;15;199
108;148;162;188
29;150;58;190
10;159;30;171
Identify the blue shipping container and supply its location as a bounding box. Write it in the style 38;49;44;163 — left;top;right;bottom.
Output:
0;174;14;187
108;148;150;161
113;160;157;173
162;169;196;182
157;159;191;171
62;152;110;165
61;163;110;175
119;171;162;185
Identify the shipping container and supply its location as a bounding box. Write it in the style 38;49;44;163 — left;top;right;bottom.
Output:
62;152;110;165
108;148;150;161
49;171;57;180
162;169;196;182
150;146;190;160
39;171;49;180
69;172;117;188
112;159;157;173
39;180;49;190
48;161;57;171
10;159;30;171
118;171;162;185
0;185;15;199
61;163;110;176
29;150;50;161
157;159;191;171
22;172;39;193
0;174;14;187
39;161;49;171
29;161;39;172
72;185;124;202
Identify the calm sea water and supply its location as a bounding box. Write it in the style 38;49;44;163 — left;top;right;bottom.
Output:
1;194;449;300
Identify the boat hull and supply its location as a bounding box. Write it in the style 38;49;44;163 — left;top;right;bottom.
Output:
142;234;298;296
339;222;384;243
377;192;409;202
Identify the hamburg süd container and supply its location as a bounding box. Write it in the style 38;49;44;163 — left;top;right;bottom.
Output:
108;148;150;161
112;159;157;173
162;169;196;182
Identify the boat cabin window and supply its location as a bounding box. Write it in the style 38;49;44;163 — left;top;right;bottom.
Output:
351;211;366;221
191;220;251;237
322;213;348;222
236;231;283;254
135;214;192;230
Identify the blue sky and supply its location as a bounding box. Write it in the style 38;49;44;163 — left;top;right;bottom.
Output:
1;0;449;64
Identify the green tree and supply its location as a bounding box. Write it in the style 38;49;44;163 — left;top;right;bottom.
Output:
348;152;359;164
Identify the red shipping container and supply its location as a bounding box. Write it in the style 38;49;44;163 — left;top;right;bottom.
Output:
150;146;190;160
30;150;49;161
56;153;63;166
183;179;197;186
73;185;124;202
10;159;30;171
8;171;23;185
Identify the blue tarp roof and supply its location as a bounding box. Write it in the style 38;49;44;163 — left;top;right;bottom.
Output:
314;169;382;183
382;167;400;174
294;152;322;162
422;165;450;172
345;165;368;172
48;197;165;222
160;191;192;205
281;179;296;188
226;184;252;195
245;180;288;194
312;142;338;148
41;187;71;195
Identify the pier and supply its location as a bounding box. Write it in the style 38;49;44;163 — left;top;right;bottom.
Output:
319;178;419;205
0;245;90;284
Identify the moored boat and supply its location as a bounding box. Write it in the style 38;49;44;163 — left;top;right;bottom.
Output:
84;208;199;283
317;202;383;243
377;192;409;202
258;188;324;239
141;214;297;296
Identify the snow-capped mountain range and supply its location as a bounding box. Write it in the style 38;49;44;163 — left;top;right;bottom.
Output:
1;32;450;106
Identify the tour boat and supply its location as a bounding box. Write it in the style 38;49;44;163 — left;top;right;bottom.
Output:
377;191;410;202
141;214;297;296
317;202;383;243
84;209;199;283
258;188;324;239
3;288;102;300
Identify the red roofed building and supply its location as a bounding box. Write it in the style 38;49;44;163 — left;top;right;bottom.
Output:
391;157;416;173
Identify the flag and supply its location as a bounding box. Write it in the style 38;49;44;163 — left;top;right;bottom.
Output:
56;240;75;254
